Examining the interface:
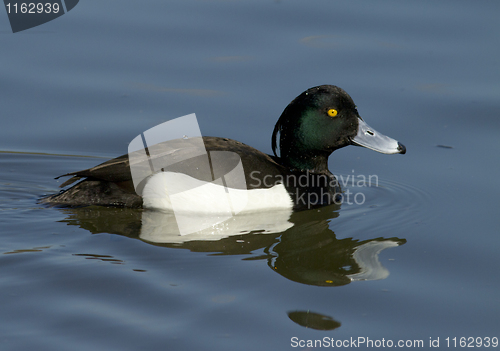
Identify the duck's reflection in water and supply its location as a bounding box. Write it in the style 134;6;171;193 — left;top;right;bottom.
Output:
59;204;405;330
59;204;405;287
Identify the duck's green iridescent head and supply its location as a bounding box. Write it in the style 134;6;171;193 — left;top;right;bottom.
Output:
272;85;405;172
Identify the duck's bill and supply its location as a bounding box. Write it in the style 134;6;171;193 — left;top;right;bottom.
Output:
351;119;406;154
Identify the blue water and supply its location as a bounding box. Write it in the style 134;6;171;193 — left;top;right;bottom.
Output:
1;1;499;350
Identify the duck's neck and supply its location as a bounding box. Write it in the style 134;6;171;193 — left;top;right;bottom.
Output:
282;152;331;174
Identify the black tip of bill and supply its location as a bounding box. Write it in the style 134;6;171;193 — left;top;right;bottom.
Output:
397;142;406;155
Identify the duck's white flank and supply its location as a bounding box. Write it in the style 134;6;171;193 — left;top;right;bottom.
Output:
142;171;293;213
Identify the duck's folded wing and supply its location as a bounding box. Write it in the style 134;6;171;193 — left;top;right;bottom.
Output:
55;136;286;189
56;154;131;187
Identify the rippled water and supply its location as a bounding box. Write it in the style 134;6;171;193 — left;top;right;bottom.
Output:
1;1;500;350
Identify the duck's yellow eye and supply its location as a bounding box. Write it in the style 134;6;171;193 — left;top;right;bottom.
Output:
327;109;338;117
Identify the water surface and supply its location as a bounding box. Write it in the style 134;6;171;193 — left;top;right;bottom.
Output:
1;1;499;350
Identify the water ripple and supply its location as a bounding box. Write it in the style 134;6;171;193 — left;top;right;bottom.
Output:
333;174;434;237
